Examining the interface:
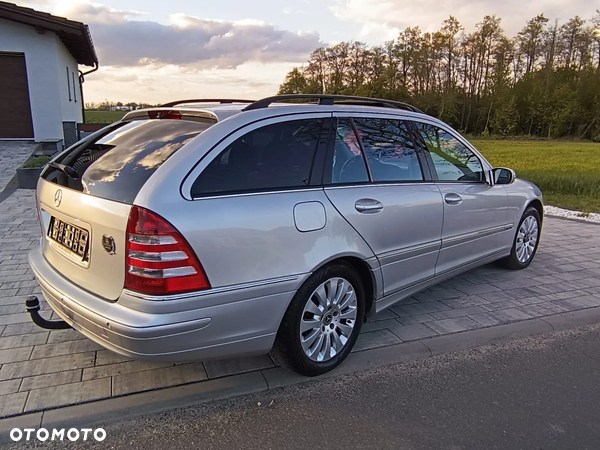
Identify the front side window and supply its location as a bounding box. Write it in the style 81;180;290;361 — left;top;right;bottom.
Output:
331;119;369;184
192;118;323;196
415;122;484;182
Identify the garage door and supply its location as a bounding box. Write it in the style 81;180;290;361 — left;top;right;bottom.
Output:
0;53;34;138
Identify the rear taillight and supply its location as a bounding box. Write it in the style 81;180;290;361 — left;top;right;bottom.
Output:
125;206;210;295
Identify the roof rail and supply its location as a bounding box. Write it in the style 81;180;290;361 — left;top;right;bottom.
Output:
160;99;256;107
242;94;424;114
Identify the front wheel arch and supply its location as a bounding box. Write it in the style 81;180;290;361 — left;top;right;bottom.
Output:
526;199;544;225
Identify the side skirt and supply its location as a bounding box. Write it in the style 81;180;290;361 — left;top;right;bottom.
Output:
371;250;510;316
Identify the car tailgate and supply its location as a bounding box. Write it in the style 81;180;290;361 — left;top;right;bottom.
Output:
37;178;131;301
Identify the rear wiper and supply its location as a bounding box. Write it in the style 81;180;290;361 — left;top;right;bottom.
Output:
47;162;80;179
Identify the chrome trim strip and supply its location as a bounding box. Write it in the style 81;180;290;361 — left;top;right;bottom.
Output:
325;182;435;190
442;224;509;248
124;274;301;301
434;249;506;278
192;188;322;201
378;240;441;262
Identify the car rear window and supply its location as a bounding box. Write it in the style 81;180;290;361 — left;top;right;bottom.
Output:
44;119;214;203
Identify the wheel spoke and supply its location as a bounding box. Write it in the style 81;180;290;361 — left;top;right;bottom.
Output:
301;328;321;354
331;330;344;354
338;290;355;311
300;318;320;334
312;285;328;310
304;300;322;316
337;322;353;339
309;333;324;357
339;306;357;320
319;334;332;361
332;279;345;306
516;245;524;262
324;279;335;307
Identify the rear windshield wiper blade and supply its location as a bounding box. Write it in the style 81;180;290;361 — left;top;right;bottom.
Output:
47;162;80;179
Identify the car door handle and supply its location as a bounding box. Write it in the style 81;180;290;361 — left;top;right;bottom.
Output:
444;193;462;205
355;198;384;213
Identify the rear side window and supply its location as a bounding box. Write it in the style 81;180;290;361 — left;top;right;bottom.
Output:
45;119;213;203
353;118;424;182
192;118;323;196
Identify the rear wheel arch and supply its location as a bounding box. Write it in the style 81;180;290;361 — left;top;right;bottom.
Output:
307;256;376;321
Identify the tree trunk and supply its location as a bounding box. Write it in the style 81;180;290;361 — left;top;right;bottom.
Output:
464;101;472;134
484;101;493;132
528;116;534;135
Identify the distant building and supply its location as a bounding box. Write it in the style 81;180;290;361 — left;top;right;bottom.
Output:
0;1;98;148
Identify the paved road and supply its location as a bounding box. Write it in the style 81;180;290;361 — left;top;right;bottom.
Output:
8;324;600;449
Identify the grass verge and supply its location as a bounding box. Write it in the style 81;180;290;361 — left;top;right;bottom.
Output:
470;140;600;213
23;156;50;168
85;110;127;123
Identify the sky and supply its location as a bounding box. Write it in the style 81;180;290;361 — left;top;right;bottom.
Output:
16;0;599;104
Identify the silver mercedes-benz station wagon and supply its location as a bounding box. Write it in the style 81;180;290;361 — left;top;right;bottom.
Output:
28;95;543;376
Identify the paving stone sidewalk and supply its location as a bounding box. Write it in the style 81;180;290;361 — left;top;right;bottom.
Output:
0;142;39;192
1;189;599;418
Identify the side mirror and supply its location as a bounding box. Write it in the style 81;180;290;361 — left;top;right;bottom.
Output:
492;167;516;185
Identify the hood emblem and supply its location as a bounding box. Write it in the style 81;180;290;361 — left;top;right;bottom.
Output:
54;189;62;207
102;235;116;255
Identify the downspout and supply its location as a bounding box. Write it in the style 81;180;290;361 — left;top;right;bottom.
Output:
78;61;99;124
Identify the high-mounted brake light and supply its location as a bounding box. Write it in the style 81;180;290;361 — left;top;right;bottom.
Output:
147;110;182;120
125;206;210;295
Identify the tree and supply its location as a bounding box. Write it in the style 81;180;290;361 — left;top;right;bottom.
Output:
278;11;600;138
278;68;308;94
518;14;549;73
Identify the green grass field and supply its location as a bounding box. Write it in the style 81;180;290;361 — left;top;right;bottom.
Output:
84;110;127;123
470;140;600;213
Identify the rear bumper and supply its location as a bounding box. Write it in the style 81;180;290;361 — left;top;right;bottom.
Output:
29;248;300;363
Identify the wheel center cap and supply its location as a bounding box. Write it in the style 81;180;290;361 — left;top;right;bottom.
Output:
323;314;333;325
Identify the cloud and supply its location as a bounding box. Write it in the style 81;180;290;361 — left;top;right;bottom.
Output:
53;1;146;24
330;0;600;39
46;2;322;69
88;17;320;68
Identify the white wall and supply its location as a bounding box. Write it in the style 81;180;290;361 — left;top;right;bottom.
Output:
0;18;83;141
53;34;83;124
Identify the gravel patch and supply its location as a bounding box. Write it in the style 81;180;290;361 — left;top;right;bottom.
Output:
544;205;600;224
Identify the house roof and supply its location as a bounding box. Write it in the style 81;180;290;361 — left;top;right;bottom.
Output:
0;1;97;67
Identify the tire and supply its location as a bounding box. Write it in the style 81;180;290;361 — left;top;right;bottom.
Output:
498;206;541;270
275;262;365;377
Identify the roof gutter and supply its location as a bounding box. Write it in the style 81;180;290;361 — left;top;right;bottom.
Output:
78;62;99;124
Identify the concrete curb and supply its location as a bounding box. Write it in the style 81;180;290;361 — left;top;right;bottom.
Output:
2;306;600;443
544;214;600;227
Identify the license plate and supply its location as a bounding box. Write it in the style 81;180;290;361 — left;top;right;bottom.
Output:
48;217;89;260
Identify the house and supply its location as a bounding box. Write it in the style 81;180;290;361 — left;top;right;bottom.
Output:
0;1;98;149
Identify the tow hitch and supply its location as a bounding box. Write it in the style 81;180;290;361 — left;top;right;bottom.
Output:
25;296;72;330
